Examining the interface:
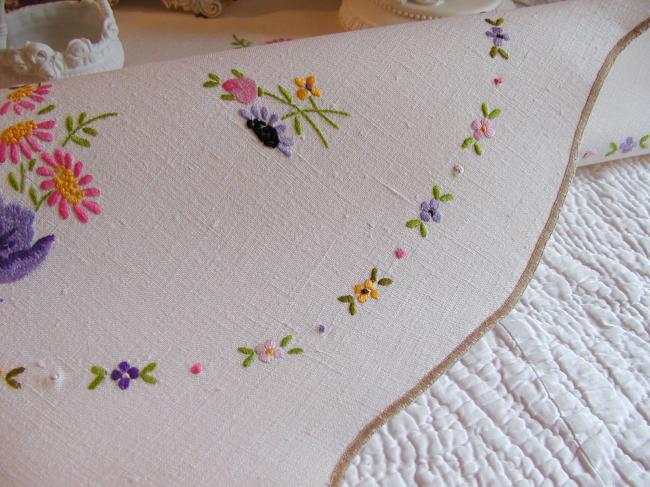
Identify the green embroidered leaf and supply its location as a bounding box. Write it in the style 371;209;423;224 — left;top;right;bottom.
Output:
32;190;52;212
37;104;55;115
406;219;421;228
27;159;36;171
640;135;649;149
28;187;38;207
78;112;87;124
370;267;378;282
439;193;454;202
419;221;428;238
203;81;219;88
378;278;393;286
490;46;498;58
231;69;245;78
606;142;618;156
5;367;25;389
481;103;489;117
140;362;158;384
70;135;91;148
486;17;503;26
91;366;107;376
280;335;293;348
65;115;74;131
294;116;302;135
488;109;501;120
287;348;304;355
278;85;293;103
238;347;254;355
338;295;354;303
242;354;255;367
462;137;475;148
208;72;220;82
474;142;483;156
82;127;98;136
7;172;19;191
432;185;442;200
92;112;118;121
220;94;235;101
498;48;509;60
257;86;264;97
349;302;357;316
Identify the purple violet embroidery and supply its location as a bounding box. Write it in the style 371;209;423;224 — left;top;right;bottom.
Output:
111;361;140;390
406;185;454;238
620;137;637;153
239;104;293;157
486;27;510;47
0;193;55;284
420;199;441;223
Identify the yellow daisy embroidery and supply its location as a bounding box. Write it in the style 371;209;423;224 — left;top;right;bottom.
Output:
338;268;392;315
294;75;321;100
354;279;380;303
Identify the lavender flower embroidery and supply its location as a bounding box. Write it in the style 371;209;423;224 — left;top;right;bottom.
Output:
0;193;54;284
485;18;510;59
87;361;157;390
111;361;140;390
239;104;294;157
406;185;453;238
620;137;637;153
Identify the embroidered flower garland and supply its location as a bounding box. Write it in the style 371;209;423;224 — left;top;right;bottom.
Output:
606;134;649;156
0;84;52;116
238;335;304;368
203;68;351;153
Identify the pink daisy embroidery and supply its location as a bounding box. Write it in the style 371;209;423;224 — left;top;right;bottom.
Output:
254;340;283;363
471;118;495;140
0;84;52;116
37;149;102;223
0;119;55;164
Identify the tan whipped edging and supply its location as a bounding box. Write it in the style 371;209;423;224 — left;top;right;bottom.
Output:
330;16;650;486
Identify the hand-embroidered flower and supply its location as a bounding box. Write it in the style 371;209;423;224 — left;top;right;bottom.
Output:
471;118;495;140
406;185;453;238
485;18;510;59
462;103;501;155
37;149;102;223
354;279;379;303
222;76;258;104
254;340;283;363
338;268;392;315
294;75;321;100
486;27;510;47
619;137;636;153
239;104;293;157
0;119;55;164
110;361;140;390
238;335;303;367
0;84;52;116
0;193;54;284
420;199;441;223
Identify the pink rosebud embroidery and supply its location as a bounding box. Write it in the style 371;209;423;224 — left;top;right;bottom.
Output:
222;77;258;104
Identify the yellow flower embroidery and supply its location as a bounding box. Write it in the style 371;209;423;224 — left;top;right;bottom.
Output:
294;75;321;100
354;279;380;303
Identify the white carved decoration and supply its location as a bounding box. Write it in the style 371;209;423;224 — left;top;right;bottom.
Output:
160;0;224;18
0;0;125;88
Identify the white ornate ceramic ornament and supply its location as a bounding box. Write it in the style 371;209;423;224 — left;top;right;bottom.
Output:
160;0;224;18
0;0;124;88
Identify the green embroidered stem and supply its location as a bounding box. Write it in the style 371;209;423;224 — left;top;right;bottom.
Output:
281;108;351;120
5;367;25;389
307;97;340;129
29;188;53;212
606;142;618;156
62;111;118;147
261;87;329;147
140;362;158;384
87;366;107;390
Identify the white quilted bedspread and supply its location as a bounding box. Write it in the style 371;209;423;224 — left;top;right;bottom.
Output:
345;155;650;486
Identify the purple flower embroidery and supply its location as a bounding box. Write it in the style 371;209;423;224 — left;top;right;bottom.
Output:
110;361;140;390
239;105;293;157
620;137;636;153
0;193;54;284
486;27;510;47
420;199;442;223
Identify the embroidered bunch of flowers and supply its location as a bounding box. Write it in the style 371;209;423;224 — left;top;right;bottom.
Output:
606;134;649;156
87;361;158;390
338;267;392;316
238;335;303;368
203;68;350;155
406;184;454;238
485;18;510;59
